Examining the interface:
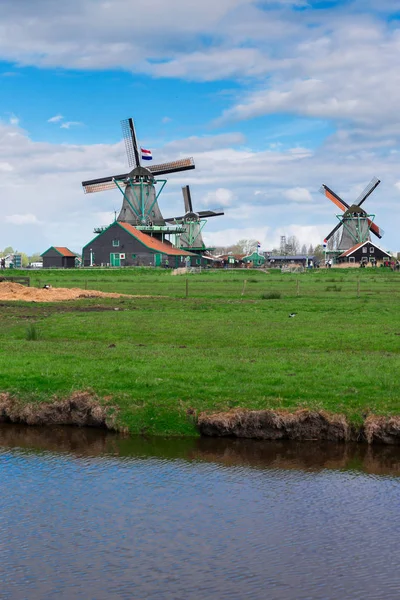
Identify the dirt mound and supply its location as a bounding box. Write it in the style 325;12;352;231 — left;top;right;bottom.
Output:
0;281;128;302
364;415;400;444
0;391;119;429
198;409;354;442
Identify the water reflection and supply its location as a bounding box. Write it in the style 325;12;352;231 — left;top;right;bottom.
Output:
0;425;400;600
1;424;400;476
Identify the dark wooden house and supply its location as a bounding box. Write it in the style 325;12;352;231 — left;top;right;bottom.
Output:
82;222;199;267
338;241;390;265
41;246;77;268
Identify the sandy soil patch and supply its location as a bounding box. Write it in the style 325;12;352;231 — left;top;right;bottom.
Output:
0;281;129;302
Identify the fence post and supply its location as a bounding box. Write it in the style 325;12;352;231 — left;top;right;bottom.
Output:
186;278;189;299
241;279;247;297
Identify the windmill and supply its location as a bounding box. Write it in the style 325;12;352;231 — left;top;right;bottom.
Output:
164;185;224;253
82;118;195;236
320;177;383;251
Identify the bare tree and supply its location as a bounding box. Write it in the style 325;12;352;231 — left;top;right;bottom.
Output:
286;235;300;255
232;239;259;255
301;243;307;254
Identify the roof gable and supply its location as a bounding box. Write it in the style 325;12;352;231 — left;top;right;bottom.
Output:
339;240;390;258
41;246;76;258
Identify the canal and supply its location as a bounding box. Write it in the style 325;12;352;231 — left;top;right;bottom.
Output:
1;425;400;599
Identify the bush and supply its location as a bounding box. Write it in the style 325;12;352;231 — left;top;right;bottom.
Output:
261;291;282;299
325;285;342;292
26;324;40;341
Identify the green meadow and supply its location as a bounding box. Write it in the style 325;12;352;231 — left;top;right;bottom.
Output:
1;267;400;435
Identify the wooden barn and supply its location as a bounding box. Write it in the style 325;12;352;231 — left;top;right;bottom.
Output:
338;241;390;265
41;247;77;268
82;222;199;267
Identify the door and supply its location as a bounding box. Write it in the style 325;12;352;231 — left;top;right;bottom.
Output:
110;253;120;267
154;253;162;267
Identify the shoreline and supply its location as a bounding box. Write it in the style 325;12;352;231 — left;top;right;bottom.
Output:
1;392;400;445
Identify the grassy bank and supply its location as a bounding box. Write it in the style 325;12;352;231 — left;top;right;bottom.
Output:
1;267;400;435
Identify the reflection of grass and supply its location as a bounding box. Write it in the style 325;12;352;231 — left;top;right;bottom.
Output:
0;267;400;435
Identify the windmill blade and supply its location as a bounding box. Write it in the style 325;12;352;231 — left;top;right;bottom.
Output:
82;173;129;194
325;220;344;242
197;210;225;218
121;118;140;169
356;177;381;207
320;184;349;212
182;185;193;213
149;157;195;176
368;219;384;239
165;210;224;223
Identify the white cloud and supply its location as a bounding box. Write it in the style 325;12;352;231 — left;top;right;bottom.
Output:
9;114;19;126
5;213;41;225
0;162;13;172
60;121;82;129
202;188;234;208
48;114;64;123
162;116;172;124
284;187;313;203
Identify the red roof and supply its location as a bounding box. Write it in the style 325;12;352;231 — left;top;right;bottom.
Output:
118;223;195;256
53;247;77;257
339;242;364;258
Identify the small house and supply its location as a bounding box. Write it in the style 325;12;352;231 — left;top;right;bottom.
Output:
242;251;266;267
41;247;77;268
82;222;199;267
338;241;390;265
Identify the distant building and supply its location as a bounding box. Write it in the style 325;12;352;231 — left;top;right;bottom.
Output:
216;254;245;267
82;222;199;267
266;255;318;268
41;247;77;268
242;251;266;267
337;241;390;265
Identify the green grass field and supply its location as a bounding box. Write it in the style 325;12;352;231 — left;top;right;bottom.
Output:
1;267;400;435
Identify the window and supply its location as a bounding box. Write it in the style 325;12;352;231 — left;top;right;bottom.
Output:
196;258;201;265
362;247;367;253
112;239;120;247
370;247;374;253
132;254;136;259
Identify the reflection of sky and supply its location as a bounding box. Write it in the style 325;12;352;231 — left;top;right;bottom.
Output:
0;447;400;599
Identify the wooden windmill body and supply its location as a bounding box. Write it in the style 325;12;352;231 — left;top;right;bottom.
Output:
165;185;224;254
82;118;194;240
320;177;384;252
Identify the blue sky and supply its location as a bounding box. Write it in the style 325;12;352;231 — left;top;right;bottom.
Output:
0;0;400;253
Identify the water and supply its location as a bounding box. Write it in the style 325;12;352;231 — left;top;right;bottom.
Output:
1;426;400;600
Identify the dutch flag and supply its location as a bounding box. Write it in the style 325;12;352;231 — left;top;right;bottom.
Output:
141;148;152;161
257;242;261;248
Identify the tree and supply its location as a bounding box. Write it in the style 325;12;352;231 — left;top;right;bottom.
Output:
29;252;42;264
0;246;14;257
287;235;300;255
232;239;259;255
308;244;314;255
313;244;325;262
301;244;307;254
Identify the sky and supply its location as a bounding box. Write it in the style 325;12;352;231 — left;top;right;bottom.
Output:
1;0;400;254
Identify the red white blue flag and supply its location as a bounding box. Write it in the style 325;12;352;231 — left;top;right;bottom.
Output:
141;148;152;160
